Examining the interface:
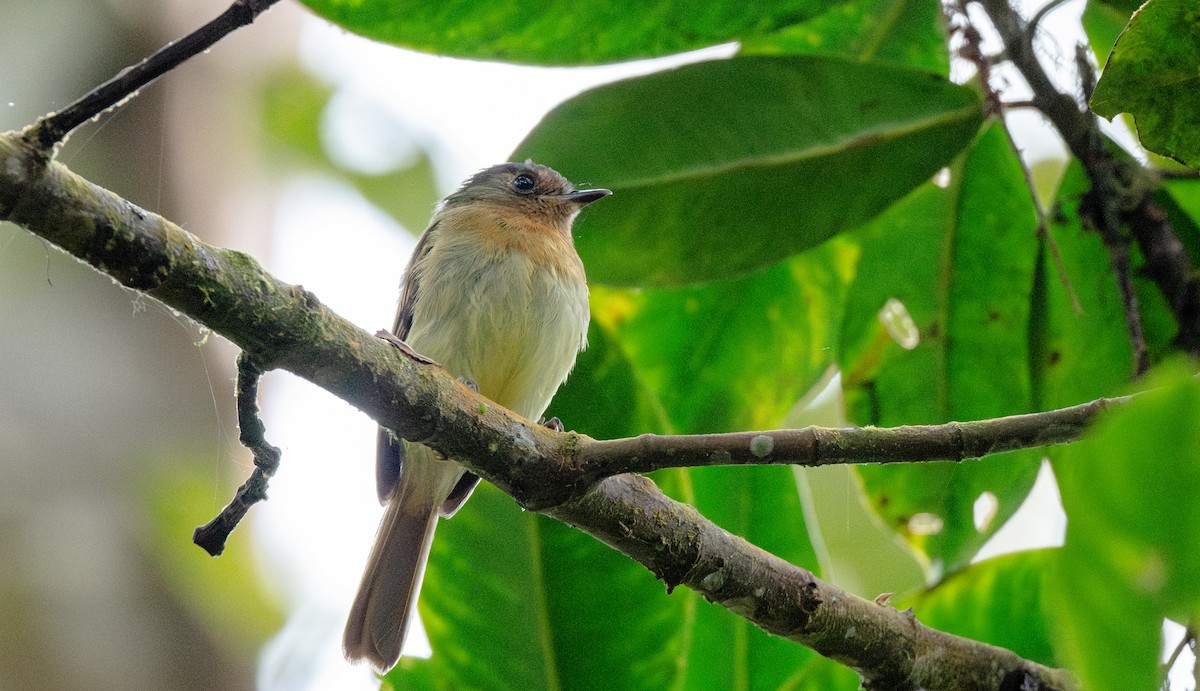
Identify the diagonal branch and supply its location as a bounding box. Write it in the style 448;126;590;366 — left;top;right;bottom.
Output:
26;0;284;151
0;129;1085;689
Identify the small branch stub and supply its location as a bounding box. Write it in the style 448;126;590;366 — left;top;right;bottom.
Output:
192;354;280;556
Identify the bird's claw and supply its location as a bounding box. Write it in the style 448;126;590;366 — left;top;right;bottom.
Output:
539;416;565;433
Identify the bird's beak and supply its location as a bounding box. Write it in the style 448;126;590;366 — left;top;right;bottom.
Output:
558;188;612;207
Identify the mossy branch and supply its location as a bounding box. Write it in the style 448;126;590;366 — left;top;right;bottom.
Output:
0;127;1087;690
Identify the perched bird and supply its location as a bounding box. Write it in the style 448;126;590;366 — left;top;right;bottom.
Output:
343;161;610;671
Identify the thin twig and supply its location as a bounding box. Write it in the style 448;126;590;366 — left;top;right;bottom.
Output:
950;4;1082;315
1162;626;1195;681
1106;236;1151;375
193;353;281;556
569;393;1127;489
25;0;283;151
1027;0;1074;40
1075;44;1097;107
1002;99;1039;110
975;0;1155;376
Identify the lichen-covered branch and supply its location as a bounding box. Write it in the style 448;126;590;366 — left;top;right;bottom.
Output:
0;129;1078;689
566;396;1123;494
549;475;1076;690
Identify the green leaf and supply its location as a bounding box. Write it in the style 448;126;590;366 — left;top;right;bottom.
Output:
1048;366;1200;691
381;656;444;691
1162;178;1200;264
782;655;864;690
297;0;857;65
1082;0;1141;65
904;550;1057;666
1038;163;1135;404
742;0;949;74
397;483;689;691
551;321;673;440
838;123;1042;573
1038;161;1178;409
592;237;856;433
1090;0;1200;167
514;54;983;286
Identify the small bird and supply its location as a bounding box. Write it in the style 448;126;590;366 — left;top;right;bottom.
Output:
343;161;610;671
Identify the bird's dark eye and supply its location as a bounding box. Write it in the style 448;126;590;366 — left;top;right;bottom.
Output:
512;174;536;193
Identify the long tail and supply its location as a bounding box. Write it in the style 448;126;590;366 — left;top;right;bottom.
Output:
344;444;458;672
342;491;437;671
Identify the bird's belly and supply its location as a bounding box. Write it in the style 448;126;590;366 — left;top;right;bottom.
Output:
405;251;587;420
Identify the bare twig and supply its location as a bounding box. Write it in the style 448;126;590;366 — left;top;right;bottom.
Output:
568;394;1124;488
1162;626;1195;679
950;4;1082;315
1002;99;1039;110
974;0;1164;375
1027;0;1073;40
193;353;281;555
24;0;283;150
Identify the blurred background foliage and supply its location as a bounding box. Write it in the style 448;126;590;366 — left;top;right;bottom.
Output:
2;0;1199;690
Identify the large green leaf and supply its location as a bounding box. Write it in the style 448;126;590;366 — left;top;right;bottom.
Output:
838;123;1042;573
904;550;1057;667
1048;367;1200;691
296;0;886;66
743;0;948;74
399;484;689;691
1038;161;1179;409
1037;164;1136;405
593;237;856;434
1162;178;1200;264
514;54;982;286
1090;0;1200;167
580;246;850;686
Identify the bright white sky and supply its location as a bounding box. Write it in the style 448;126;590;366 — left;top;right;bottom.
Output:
248;5;1194;690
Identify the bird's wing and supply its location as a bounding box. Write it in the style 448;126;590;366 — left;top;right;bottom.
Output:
376;222;439;503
